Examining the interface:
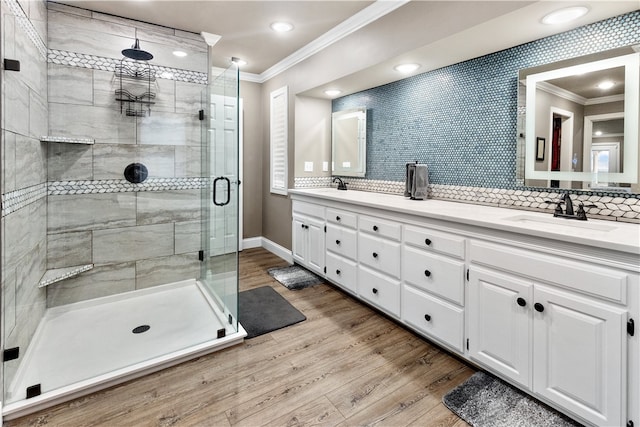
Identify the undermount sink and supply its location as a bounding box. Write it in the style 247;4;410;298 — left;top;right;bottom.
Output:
504;214;618;232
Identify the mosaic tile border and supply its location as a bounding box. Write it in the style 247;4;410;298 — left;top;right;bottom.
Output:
1;183;47;217
294;179;640;223
41;135;95;145
4;0;47;59
48;177;209;195
48;49;208;85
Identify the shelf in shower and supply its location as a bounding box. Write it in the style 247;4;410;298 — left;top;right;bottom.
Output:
40;136;95;145
39;264;94;288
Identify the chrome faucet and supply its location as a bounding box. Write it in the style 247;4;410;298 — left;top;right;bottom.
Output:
332;177;348;191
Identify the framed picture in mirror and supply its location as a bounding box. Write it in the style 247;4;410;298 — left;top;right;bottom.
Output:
536;137;545;161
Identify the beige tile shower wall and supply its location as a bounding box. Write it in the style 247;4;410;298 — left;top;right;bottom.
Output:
1;0;49;391
45;3;209;306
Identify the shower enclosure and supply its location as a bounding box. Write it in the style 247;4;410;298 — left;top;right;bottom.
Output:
0;62;243;419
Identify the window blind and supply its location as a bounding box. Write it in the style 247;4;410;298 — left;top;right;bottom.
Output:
270;86;288;195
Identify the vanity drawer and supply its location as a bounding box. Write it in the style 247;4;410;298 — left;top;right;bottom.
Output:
326;252;357;294
359;215;402;241
402;245;465;305
358;233;401;279
404;225;465;260
470;240;628;303
358;265;400;317
326;208;357;229
326;225;357;260
292;201;325;220
402;285;465;353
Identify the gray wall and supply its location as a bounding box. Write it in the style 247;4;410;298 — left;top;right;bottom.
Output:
1;0;49;392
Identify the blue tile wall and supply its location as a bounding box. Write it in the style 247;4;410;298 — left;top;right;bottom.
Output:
333;10;640;189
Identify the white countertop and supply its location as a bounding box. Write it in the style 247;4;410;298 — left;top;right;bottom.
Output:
289;188;640;255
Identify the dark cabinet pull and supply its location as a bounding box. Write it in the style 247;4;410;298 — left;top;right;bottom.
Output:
517;297;526;307
425;238;432;246
534;302;544;312
301;224;305;229
372;288;378;294
372;252;378;258
424;270;431;277
373;225;378;231
336;269;341;275
336;239;341;245
424;314;431;322
336;216;341;221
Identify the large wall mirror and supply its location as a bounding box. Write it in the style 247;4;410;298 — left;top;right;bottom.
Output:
332;107;366;177
517;46;639;192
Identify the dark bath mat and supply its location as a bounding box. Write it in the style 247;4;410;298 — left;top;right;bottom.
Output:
267;264;323;290
238;286;306;339
443;371;583;427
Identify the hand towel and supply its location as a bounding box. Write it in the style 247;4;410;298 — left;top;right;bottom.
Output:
411;164;429;200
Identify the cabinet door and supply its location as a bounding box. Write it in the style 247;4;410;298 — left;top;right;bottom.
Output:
306;217;325;275
292;216;307;264
469;267;532;388
533;285;627;427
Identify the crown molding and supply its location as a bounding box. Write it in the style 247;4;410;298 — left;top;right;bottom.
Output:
239;0;409;84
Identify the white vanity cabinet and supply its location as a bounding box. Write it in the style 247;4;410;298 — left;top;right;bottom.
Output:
291;201;325;276
357;215;402;317
401;225;466;352
325;208;358;294
469;240;630;427
289;189;639;427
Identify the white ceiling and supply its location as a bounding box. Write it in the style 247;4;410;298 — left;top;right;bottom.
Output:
54;1;639;96
54;0;376;74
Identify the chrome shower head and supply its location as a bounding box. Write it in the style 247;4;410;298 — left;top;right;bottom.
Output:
122;39;153;61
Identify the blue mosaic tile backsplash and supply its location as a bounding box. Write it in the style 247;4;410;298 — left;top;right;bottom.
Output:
333;10;640;189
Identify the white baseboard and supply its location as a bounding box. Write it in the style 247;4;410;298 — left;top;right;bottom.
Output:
260;237;293;264
242;237;262;249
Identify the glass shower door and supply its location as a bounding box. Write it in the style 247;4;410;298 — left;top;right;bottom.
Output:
200;64;240;334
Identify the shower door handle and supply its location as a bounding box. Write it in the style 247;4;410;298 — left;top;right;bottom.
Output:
213;176;231;206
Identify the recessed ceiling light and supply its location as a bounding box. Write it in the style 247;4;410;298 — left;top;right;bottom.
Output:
394;63;420;74
271;22;293;33
324;89;342;97
231;57;247;66
541;6;589;25
594;130;603;136
172;50;188;57
597;80;615;90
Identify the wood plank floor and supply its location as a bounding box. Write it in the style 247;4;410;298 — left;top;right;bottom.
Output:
6;248;474;427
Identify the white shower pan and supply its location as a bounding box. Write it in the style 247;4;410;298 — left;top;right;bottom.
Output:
3;279;245;420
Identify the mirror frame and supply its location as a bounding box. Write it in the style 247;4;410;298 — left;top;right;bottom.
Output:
331;107;367;177
523;52;639;186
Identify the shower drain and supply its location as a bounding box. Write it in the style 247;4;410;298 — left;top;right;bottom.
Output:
132;325;151;334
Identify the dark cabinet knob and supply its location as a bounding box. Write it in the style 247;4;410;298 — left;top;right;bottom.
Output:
424;314;431;322
517;297;526;307
372;288;378;294
372;252;378;258
336;239;341;245
336;216;341;221
534;302;544;312
425;238;432;246
373;225;379;231
336;269;341;275
424;270;431;277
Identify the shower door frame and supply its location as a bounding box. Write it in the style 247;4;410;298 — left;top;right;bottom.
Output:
199;64;241;334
